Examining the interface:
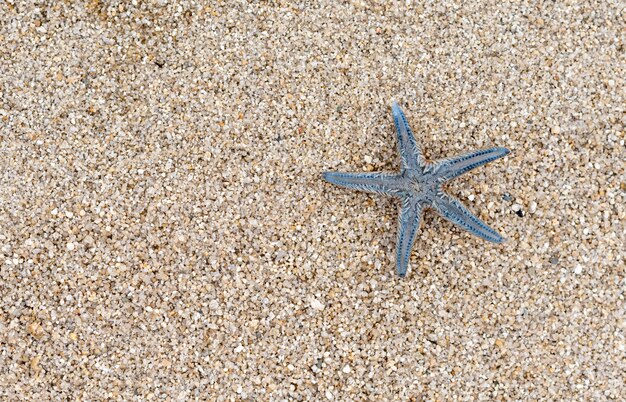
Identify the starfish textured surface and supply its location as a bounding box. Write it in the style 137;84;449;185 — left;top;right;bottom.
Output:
324;102;510;277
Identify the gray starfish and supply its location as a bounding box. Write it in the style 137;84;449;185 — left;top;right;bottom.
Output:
323;102;510;277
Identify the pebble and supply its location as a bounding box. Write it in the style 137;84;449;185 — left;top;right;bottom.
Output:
30;356;41;372
310;298;325;311
26;322;45;340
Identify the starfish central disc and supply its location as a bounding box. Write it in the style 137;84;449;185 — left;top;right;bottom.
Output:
410;180;421;194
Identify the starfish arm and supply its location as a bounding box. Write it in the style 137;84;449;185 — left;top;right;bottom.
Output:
430;147;510;181
323;172;406;197
396;198;424;277
432;193;505;243
391;102;425;170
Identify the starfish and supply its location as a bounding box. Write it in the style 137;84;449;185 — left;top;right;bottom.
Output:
323;102;510;277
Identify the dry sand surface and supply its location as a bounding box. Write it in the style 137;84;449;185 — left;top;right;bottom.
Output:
1;1;624;400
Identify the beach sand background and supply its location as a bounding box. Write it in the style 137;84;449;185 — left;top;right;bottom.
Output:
1;1;624;400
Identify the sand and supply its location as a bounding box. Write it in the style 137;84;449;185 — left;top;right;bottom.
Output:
0;1;624;400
